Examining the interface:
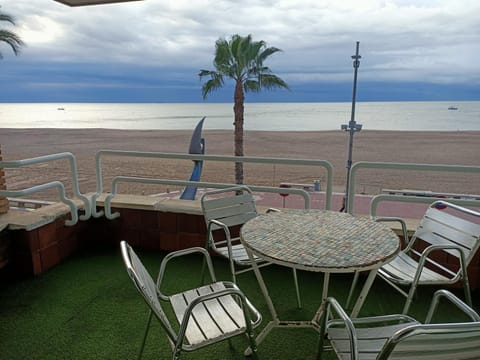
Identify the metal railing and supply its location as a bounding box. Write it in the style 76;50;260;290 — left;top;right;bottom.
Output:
0;153;91;225
347;161;480;215
3;152;480;225
92;150;334;218
103;177;312;219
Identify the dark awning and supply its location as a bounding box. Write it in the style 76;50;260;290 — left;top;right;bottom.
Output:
54;0;142;6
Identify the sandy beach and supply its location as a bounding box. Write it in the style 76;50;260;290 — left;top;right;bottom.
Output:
1;128;479;200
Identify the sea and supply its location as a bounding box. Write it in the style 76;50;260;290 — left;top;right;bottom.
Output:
0;101;479;131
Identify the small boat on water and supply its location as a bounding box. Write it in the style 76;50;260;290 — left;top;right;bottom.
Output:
448;106;458;110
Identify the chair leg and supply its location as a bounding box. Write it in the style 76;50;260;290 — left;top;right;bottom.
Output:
461;268;473;307
292;268;302;308
403;285;417;315
231;260;238;284
200;257;207;285
138;310;153;360
246;328;259;360
172;347;182;360
200;239;210;284
316;304;329;360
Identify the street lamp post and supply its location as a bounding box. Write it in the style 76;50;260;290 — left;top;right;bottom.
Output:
341;41;362;212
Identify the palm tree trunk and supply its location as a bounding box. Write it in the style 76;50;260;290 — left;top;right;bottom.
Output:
233;80;244;184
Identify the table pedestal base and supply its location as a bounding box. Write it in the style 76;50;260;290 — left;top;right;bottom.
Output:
245;246;380;356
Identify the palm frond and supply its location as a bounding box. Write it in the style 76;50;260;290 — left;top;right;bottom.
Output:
244;79;261;93
258;74;290;91
0;29;25;57
0;12;16;25
199;33;289;98
0;10;24;58
258;46;282;63
200;73;224;99
198;69;216;78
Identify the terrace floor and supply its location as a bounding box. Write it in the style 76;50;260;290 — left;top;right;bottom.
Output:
1;243;479;360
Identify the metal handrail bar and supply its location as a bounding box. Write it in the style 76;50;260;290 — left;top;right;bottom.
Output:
7;197;56;208
0;152;91;220
0;181;78;226
103;177;311;219
348;161;480;214
370;194;480;218
92;150;333;217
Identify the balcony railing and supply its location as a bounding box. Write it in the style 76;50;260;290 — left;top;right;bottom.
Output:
2;151;480;226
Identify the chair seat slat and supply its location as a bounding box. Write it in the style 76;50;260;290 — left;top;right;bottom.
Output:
209;212;257;230
328;321;480;359
179;287;225;343
206;203;257;221
215;243;258;264
379;253;449;283
416;229;473;259
423;207;480;237
202;193;255;211
196;285;244;335
419;220;477;250
328;322;416;355
390;331;480;359
171;282;248;346
210;282;246;329
170;291;207;345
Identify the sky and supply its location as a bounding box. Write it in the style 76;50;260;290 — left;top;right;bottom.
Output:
0;0;479;103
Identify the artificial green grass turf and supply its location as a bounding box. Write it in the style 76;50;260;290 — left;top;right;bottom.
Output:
1;246;478;359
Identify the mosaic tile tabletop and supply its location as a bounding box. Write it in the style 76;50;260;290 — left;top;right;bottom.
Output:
241;209;400;272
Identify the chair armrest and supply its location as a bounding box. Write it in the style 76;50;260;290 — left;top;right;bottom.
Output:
157;247;216;300
374;217;409;247
414;244;468;281
426;289;480;323
222;281;263;327
207;219;234;247
318;297;358;360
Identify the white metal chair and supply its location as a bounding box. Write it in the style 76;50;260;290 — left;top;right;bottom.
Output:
201;185;302;308
120;241;262;360
373;200;480;314
318;289;480;360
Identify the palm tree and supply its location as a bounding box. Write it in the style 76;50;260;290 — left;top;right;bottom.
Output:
199;34;289;184
0;9;25;59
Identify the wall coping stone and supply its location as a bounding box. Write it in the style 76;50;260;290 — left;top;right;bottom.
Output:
0;199;84;231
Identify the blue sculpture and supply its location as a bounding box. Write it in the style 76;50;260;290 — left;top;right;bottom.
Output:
180;117;205;200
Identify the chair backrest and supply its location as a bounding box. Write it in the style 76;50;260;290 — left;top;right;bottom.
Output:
201;186;258;232
380;322;480;359
120;241;177;341
413;201;480;265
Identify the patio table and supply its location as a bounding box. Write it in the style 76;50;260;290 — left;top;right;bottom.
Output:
240;209;400;349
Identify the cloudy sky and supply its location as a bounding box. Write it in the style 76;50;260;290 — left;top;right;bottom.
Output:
1;0;479;102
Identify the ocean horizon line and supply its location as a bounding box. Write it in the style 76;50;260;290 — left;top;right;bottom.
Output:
1;101;479;132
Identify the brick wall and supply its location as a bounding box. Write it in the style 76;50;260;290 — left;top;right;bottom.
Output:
3;206;479;291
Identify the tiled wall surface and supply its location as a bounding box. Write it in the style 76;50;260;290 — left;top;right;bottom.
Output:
8;208;208;276
3;207;479;291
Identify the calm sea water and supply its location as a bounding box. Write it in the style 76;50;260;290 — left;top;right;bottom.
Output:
0;101;479;131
